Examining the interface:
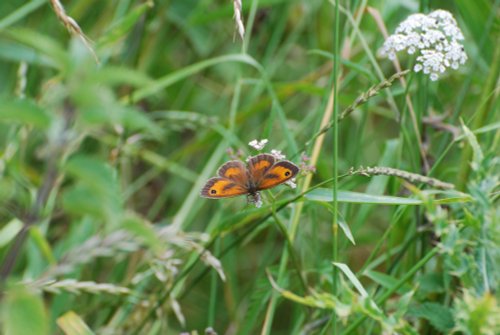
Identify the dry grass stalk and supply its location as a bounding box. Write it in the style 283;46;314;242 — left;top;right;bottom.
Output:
41;230;139;279
186;241;226;282
350;166;455;190
15;62;28;98
307;70;411;146
233;0;245;40
32;279;130;295
49;0;99;63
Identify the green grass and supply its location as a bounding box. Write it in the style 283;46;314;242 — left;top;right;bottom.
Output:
0;0;499;334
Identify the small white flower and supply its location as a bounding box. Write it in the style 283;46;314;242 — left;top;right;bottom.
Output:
380;9;467;81
270;149;286;160
285;178;297;189
248;139;268;151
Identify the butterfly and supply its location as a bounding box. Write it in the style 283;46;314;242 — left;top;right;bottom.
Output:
200;153;299;204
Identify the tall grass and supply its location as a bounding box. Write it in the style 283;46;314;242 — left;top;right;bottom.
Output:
0;0;498;334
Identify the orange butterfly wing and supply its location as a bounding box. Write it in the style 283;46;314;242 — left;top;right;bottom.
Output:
200;155;299;198
247;154;275;184
256;160;299;190
217;161;249;185
200;177;248;198
201;160;249;198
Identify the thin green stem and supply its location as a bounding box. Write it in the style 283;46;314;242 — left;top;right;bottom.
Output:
0;0;45;30
242;0;260;55
331;0;341;334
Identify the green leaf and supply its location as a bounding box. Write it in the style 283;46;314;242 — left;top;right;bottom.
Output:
455;0;495;62
2;285;49;335
97;2;153;48
313;202;356;245
0;0;46;30
320;202;356;245
454;122;500;141
57;311;94;335
306;188;471;205
417;273;445;295
0;218;23;248
63;156;122;223
0;40;54;66
364;270;412;295
4;28;69;69
333;262;368;298
0;98;52;128
338;219;356;245
65;156;119;197
71;83;161;138
460;119;484;171
121;108;163;138
130;54;261;102
306;189;423;205
87;67;153;88
407;303;454;332
29;226;56;265
394;289;416;320
62;185;110;219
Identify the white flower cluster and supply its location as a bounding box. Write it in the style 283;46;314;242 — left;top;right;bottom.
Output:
270;149;286;160
379;9;467;81
248;139;268;151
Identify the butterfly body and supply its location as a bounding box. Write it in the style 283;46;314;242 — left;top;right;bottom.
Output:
200;153;299;201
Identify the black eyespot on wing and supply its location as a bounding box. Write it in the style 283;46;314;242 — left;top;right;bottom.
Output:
256;161;300;191
200;177;248;198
